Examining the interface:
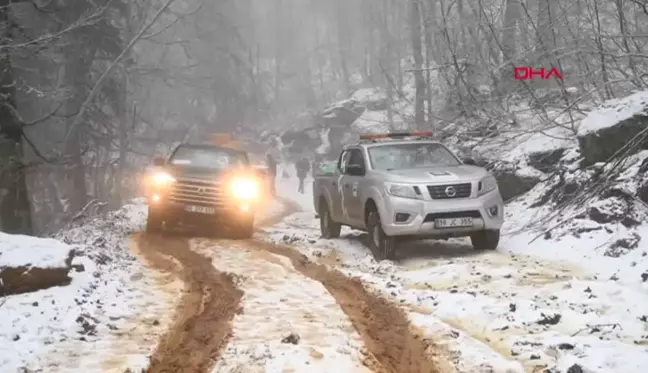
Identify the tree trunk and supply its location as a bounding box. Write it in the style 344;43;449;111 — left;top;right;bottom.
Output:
0;1;33;234
335;0;350;95
409;0;425;128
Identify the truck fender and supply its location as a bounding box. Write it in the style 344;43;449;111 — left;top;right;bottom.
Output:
317;185;337;219
362;185;390;224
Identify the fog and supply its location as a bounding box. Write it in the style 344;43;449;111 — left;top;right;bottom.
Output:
1;0;647;233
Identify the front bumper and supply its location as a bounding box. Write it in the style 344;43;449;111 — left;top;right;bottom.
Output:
381;190;504;238
148;194;254;224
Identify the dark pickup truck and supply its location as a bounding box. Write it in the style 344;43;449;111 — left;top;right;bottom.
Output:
144;143;264;238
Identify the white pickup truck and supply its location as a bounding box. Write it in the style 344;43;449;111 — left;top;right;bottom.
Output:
312;131;504;261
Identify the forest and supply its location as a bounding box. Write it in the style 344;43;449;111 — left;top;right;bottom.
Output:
0;0;646;234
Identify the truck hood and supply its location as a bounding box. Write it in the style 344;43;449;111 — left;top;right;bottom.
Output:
162;165;231;181
381;165;489;183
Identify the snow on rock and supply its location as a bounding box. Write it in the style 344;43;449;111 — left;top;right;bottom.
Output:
350;88;387;110
351;110;391;133
502;146;648;288
577;90;648;163
577;91;648;136
0;199;181;372
0;233;73;269
191;239;374;373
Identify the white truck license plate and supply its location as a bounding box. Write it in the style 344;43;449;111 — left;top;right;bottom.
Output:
185;205;215;214
434;217;473;228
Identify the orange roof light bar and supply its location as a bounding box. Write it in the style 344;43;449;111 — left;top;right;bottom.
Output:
359;131;433;140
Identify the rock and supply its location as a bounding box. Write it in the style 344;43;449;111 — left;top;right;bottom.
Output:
577;92;648;164
0;265;72;296
488;162;541;201
566;364;584;373
537;313;561;325
281;333;300;344
527;148;566;173
350;88;388;110
319;100;364;128
605;233;641;258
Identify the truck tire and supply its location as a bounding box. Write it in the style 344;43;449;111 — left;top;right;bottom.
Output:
366;211;396;261
320;202;341;238
146;207;164;234
470;229;500;251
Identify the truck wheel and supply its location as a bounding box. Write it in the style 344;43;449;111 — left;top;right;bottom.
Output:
471;229;500;251
320;202;341;238
367;211;396;261
146;207;164;234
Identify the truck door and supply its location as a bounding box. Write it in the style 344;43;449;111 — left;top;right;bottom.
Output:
332;150;351;224
341;148;366;225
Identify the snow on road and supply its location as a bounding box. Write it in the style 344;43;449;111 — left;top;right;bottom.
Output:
0;201;181;373
263;176;648;373
191;237;375;373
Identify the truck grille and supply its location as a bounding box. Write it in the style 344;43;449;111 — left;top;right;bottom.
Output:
427;183;472;199
169;178;225;206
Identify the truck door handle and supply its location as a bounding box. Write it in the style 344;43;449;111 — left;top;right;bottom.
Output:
344;183;350;188
332;181;337;186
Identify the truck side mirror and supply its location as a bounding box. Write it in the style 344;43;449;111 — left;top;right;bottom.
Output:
462;157;476;165
152;157;165;166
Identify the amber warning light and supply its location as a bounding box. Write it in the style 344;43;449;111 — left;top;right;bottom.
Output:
359;131;433;140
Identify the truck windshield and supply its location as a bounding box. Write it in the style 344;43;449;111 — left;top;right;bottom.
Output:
368;143;460;170
169;146;247;169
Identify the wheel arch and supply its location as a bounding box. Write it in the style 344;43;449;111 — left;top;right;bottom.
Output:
364;198;378;225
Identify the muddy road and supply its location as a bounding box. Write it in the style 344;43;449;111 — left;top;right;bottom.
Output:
132;199;446;373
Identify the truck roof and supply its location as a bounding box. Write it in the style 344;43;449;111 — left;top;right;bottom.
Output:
345;131;440;149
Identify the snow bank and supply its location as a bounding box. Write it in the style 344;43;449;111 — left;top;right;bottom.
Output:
577;90;648;135
0;199;180;372
0;232;72;269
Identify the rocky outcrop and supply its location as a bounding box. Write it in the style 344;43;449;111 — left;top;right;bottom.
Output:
0;251;82;296
577;91;648;164
578;114;648;164
527;148;566;173
487;161;542;201
318;100;364;128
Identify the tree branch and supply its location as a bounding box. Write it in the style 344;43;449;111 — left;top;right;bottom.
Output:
63;0;177;145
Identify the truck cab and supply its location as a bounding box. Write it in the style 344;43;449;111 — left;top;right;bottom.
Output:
313;131;504;261
144;143;263;238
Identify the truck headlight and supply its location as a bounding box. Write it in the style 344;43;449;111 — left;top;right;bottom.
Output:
151;172;175;186
385;182;423;200
231;177;259;200
478;176;497;196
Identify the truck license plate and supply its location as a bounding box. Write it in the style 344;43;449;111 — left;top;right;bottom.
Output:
434;217;473;228
185;205;215;214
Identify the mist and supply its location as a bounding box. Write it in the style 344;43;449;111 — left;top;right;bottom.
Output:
1;0;647;233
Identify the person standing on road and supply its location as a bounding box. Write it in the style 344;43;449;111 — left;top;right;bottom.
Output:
296;157;310;194
266;152;277;197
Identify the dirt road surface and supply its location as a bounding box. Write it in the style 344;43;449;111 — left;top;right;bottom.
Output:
132;199;447;373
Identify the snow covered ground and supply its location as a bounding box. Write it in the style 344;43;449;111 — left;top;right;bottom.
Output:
0;201;181;373
263;175;648;373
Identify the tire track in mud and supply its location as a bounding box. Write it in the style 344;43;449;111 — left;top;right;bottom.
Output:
134;233;243;373
227;238;447;373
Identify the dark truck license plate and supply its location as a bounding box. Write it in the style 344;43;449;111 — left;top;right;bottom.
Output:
184;205;215;214
434;217;473;228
